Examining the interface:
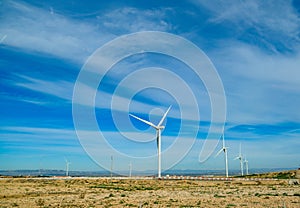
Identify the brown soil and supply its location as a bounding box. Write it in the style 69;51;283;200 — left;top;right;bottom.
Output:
0;178;299;207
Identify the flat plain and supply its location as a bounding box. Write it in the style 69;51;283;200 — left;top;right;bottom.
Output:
0;177;299;208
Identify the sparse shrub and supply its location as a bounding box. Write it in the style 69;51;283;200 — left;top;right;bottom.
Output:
108;193;114;197
79;192;85;199
214;194;226;198
282;192;288;196
255;193;261;197
11;202;19;207
121;193;126;197
35;198;45;206
169;198;178;202
226;204;236;207
154;200;159;204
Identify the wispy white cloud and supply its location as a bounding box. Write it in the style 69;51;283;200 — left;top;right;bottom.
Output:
98;7;173;33
210;40;300;124
191;0;300;52
16;75;74;101
0;1;172;63
0;1;106;63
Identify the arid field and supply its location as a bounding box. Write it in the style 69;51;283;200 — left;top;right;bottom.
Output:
0;177;299;208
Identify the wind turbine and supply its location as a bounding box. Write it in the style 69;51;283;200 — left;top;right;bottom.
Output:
215;134;229;177
244;156;249;175
65;159;71;176
110;155;113;178
130;106;171;178
129;162;132;177
234;143;243;176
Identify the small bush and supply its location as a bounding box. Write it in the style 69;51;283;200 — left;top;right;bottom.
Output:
255;193;261;197
11;202;19;207
35;198;45;206
226;204;237;207
79;192;85;199
214;194;226;198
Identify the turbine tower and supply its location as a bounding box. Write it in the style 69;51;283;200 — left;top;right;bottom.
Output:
244;156;249;175
129;162;132;177
234;143;243;176
65;159;71;176
216;134;229;177
130;106;171;178
110;155;113;178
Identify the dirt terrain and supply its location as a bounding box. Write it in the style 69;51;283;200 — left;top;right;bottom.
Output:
0;177;299;208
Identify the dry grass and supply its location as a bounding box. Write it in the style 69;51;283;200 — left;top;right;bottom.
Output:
0;178;299;207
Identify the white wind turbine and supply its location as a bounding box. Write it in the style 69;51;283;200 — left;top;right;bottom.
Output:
65;159;71;176
215;134;229;177
244;156;249;175
234;143;243;176
130;106;171;178
129;162;132;178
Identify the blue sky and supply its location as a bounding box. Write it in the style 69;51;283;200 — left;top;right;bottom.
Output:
1;0;300;174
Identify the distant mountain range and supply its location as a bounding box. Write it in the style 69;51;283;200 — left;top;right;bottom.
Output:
0;167;297;177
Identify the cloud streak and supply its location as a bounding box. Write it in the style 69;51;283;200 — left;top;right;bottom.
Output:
192;0;300;52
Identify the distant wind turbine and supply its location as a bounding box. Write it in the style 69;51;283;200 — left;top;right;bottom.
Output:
129;162;132;177
65;159;71;176
215;134;229;177
110;155;113;178
244;156;249;175
130;106;171;178
234;143;244;176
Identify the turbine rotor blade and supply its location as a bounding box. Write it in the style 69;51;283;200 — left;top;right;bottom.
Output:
129;114;157;129
157;105;172;127
215;148;223;157
222;134;225;148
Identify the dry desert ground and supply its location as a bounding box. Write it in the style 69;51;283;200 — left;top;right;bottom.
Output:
0;177;299;208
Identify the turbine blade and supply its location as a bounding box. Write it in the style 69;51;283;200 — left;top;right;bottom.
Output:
157;105;172;127
129;114;157;129
215;148;223;157
222;134;225;148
